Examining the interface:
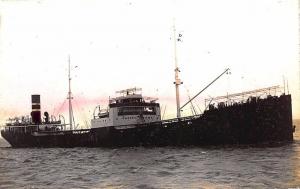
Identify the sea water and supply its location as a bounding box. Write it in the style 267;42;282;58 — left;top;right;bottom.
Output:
0;123;299;189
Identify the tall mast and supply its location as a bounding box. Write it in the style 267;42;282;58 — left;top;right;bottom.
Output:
68;55;74;130
173;22;182;118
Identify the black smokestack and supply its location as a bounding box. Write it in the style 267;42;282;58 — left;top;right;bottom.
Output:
31;94;41;124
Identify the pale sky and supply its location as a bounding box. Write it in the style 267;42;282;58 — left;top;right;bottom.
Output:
0;0;299;127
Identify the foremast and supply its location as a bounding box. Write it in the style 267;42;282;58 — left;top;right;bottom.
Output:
67;55;75;130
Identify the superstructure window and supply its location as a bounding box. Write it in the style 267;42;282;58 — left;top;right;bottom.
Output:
118;106;156;116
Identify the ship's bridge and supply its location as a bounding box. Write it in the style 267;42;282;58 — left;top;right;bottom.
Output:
112;94;143;104
109;87;159;108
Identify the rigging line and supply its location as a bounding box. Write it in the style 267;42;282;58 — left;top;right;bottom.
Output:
81;97;92;127
80;96;92;128
183;85;197;115
72;98;90;129
54;99;67;117
194;98;202;114
73;98;86;130
80;104;91;128
189;93;197;115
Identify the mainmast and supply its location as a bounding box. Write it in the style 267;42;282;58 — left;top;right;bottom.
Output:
173;23;182;118
68;55;74;130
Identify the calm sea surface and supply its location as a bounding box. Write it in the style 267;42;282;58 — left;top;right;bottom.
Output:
0;124;300;189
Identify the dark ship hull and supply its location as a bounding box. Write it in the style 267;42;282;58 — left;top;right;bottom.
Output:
1;94;294;148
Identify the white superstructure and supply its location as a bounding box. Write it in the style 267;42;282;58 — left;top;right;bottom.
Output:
91;87;161;129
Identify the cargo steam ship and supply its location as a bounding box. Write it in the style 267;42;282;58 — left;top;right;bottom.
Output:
0;82;295;147
0;28;295;147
